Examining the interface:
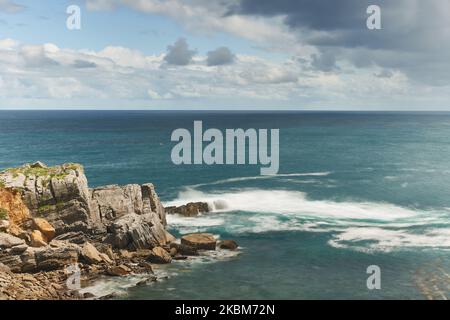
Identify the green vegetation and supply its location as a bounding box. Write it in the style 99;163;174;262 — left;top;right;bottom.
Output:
0;208;8;220
0;180;5;189
37;204;56;214
4;163;83;183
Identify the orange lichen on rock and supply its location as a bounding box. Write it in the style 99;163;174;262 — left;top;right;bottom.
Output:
0;187;30;226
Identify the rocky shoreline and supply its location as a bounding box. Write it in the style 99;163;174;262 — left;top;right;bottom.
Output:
0;162;237;300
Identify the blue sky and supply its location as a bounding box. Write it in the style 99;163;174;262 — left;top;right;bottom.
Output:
0;0;450;110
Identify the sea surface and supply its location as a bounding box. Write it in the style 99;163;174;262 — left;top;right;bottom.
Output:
1;110;450;300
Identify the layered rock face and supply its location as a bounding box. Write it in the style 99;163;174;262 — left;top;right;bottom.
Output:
0;163;100;235
0;162;170;274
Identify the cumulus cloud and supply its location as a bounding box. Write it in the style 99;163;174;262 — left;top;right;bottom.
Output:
164;38;196;66
207;47;235;66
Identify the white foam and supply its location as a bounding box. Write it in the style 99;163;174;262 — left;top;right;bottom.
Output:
165;188;418;221
190;172;331;187
329;227;450;252
165;187;450;251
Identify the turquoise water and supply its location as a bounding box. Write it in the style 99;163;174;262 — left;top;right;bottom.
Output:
1;110;450;299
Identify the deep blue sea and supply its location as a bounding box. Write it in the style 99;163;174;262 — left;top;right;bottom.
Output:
1;110;450;299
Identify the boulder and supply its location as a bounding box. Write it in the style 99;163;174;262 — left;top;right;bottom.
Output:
34;246;79;271
166;202;209;217
81;242;103;264
105;213;166;250
30;230;47;248
0;233;25;249
181;233;216;250
32;218;56;242
169;242;198;256
218;240;239;250
98;253;113;264
107;264;131;276
147;247;172;264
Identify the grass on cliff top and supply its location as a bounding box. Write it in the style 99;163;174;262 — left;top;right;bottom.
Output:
4;163;83;180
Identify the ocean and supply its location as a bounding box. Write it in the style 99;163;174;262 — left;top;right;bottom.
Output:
1;110;450;299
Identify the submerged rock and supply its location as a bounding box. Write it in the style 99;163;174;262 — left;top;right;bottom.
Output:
166;202;209;217
218;240;238;250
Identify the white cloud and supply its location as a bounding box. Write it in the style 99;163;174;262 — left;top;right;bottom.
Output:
1;38;450;109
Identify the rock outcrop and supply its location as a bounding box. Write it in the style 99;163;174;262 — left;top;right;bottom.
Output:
166;202;209;217
0;163;100;235
0;162;169;250
0;161;238;300
181;233;217;250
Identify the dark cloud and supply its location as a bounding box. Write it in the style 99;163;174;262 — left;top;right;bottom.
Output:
311;50;338;72
230;0;450;85
72;59;97;69
375;69;393;78
164;38;196;66
207;47;235;66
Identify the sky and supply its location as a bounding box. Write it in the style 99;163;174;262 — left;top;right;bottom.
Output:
0;0;449;110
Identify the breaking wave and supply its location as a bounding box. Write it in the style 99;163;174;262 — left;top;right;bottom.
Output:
165;188;450;252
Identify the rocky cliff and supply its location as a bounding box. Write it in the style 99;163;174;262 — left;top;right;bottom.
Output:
0;162;170;275
0;162;236;300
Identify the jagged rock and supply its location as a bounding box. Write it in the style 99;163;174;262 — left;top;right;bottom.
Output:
9;244;28;255
81;242;103;264
30;230;47;248
19;248;38;273
34;246;79;271
0;233;25;249
165;231;176;243
181;233;216;250
169;242;199;256
53;231;87;244
0;254;23;273
147;247;172;264
91;184;143;220
105;213;166;250
98;253;113;264
107;264;131;276
142;184;167;226
166;202;209;217
32;218;55;242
